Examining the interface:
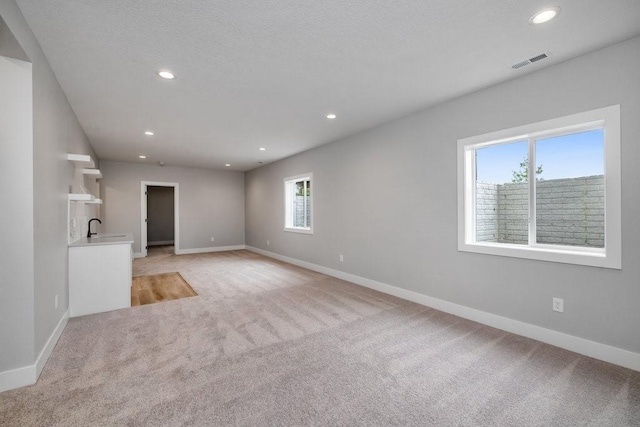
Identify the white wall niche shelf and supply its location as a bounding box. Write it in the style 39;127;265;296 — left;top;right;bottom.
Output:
68;153;100;201
68;194;95;202
82;168;102;179
67;153;95;168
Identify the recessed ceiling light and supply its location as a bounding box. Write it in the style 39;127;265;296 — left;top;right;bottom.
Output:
139;155;146;159
530;7;561;24
144;131;154;136
225;163;231;167
157;70;175;80
326;114;337;119
259;147;266;151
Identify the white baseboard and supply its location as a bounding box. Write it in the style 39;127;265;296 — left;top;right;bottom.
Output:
35;310;69;377
176;245;246;255
133;252;144;258
246;246;640;372
0;365;35;394
0;310;69;393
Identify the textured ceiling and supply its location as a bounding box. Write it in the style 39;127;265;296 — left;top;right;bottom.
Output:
14;0;640;171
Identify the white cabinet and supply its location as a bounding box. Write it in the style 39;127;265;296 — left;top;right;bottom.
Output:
69;236;133;317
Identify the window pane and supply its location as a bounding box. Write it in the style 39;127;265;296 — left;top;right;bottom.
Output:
293;179;311;228
535;129;604;247
475;141;529;245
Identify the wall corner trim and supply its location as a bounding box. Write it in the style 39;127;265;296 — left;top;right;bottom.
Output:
245;246;640;372
0;310;69;393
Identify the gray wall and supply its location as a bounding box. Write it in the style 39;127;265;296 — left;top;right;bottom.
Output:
0;14;28;61
0;1;97;373
245;36;640;354
101;161;245;254
147;186;175;244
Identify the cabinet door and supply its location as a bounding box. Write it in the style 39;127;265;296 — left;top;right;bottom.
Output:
69;244;132;317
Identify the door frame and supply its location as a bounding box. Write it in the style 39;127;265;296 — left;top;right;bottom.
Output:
140;181;179;257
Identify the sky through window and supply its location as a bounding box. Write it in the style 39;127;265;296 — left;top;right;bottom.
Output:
476;129;603;184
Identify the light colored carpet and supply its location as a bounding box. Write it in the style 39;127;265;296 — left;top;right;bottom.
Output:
1;249;639;426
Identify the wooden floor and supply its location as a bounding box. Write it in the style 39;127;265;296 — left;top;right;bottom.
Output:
131;272;198;306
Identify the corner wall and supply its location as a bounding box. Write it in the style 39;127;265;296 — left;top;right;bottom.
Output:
0;0;96;387
101;161;245;254
245;36;640;357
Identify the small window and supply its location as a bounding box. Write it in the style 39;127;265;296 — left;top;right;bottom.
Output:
458;105;621;269
284;173;313;234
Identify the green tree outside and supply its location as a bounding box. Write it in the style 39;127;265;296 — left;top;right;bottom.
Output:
512;156;543;183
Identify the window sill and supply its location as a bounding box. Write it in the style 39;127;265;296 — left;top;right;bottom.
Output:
284;227;313;235
458;241;620;269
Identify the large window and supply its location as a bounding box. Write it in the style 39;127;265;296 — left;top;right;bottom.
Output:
458;105;620;269
284;173;313;234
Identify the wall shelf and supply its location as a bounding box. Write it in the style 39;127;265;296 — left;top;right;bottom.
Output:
67;153;95;168
68;193;95;202
82;168;102;179
69;154;100;202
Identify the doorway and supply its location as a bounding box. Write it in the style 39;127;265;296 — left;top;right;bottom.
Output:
141;181;179;257
147;186;174;254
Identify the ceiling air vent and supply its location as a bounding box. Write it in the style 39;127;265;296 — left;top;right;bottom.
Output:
511;50;552;70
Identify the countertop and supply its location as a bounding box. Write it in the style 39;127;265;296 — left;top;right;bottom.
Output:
69;233;134;247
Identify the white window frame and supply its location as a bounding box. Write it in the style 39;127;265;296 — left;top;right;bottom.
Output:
284;173;313;234
457;105;621;269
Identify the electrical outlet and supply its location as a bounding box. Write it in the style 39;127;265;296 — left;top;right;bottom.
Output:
552;297;563;313
54;295;59;310
339;254;344;262
267;240;270;246
211;237;215;242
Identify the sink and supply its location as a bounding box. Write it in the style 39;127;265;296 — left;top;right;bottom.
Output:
93;234;127;238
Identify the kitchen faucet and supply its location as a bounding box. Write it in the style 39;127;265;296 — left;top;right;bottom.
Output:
87;218;102;238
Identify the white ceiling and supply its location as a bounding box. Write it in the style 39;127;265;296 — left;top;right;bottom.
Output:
15;0;640;171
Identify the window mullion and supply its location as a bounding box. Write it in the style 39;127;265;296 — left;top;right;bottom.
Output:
464;148;478;243
528;138;537;246
291;182;296;227
289;182;293;227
